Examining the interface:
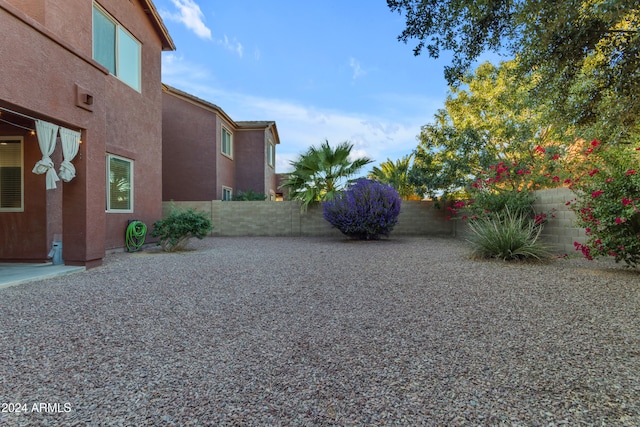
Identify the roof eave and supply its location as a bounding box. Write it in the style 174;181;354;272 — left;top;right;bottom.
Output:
140;0;176;51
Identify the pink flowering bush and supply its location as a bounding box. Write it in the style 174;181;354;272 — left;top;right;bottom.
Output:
448;159;562;260
569;140;640;267
449;157;563;223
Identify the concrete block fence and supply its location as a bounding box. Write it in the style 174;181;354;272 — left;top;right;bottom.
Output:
162;188;586;253
162;200;454;238
533;187;586;254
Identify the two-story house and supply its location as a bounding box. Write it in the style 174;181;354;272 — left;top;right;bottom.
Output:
162;84;280;202
0;0;175;267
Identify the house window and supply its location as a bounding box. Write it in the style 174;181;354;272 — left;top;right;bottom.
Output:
221;127;233;158
107;154;133;212
93;3;141;91
267;143;275;168
0;137;23;212
222;186;233;201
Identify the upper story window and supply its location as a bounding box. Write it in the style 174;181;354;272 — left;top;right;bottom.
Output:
267;142;275;168
93;3;141;91
222;186;233;201
0;137;23;212
221;127;233;158
107;154;133;212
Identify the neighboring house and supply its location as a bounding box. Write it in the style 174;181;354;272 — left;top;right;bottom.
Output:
162;84;280;201
0;0;175;267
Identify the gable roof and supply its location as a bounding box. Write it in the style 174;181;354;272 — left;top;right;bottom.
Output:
162;83;235;124
162;84;280;144
140;0;175;51
236;121;280;144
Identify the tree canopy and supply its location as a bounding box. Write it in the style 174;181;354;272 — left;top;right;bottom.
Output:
388;0;640;139
409;61;570;198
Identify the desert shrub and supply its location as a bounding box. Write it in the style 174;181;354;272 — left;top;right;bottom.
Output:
151;206;213;252
467;207;551;261
231;190;267;201
323;178;401;240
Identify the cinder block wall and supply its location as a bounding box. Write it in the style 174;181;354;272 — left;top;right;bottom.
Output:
395;201;454;235
162;190;584;249
162;200;454;237
533;187;586;254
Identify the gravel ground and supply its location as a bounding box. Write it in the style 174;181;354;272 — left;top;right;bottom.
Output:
0;236;639;426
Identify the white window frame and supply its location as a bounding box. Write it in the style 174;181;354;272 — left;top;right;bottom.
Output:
221;127;233;158
106;154;134;213
0;136;24;212
92;3;142;92
267;142;275;168
222;186;233;201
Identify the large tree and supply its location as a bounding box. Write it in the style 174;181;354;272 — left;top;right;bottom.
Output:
280;140;372;209
388;0;640;139
409;61;569;198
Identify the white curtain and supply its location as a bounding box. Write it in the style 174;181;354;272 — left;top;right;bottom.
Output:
58;127;80;182
33;120;60;190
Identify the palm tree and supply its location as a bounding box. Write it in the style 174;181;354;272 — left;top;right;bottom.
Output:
368;154;418;200
280;140;373;209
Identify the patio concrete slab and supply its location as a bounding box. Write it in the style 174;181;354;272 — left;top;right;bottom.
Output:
0;263;85;289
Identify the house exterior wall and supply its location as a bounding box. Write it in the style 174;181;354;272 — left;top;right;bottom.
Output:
265;128;277;199
0;2;108;265
0;128;58;261
162;87;279;202
235;129;267;195
216;116;236;199
0;0;170;266
162;92;218;201
101;1;166;251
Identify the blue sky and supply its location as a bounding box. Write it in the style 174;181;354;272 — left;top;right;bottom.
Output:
155;0;456;174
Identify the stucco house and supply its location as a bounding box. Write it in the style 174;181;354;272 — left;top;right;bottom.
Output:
162;84;280;202
0;0;175;267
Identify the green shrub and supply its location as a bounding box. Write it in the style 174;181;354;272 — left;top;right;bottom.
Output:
231;190;267;201
467;207;551;261
151;207;213;252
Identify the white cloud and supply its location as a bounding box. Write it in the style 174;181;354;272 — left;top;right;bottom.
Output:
162;53;213;82
349;57;365;80
162;0;212;40
219;35;244;57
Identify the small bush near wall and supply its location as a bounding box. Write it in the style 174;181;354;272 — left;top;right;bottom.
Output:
323;179;401;240
152;206;213;252
466;207;551;260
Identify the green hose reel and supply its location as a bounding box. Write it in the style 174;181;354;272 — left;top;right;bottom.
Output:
126;220;147;252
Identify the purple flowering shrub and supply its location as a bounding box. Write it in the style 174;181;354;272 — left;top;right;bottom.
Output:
323;178;402;240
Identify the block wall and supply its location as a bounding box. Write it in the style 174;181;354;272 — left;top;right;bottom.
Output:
162;189;585;251
533;187;586;254
162;200;454;237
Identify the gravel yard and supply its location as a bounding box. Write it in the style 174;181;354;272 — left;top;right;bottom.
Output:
0;236;638;426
